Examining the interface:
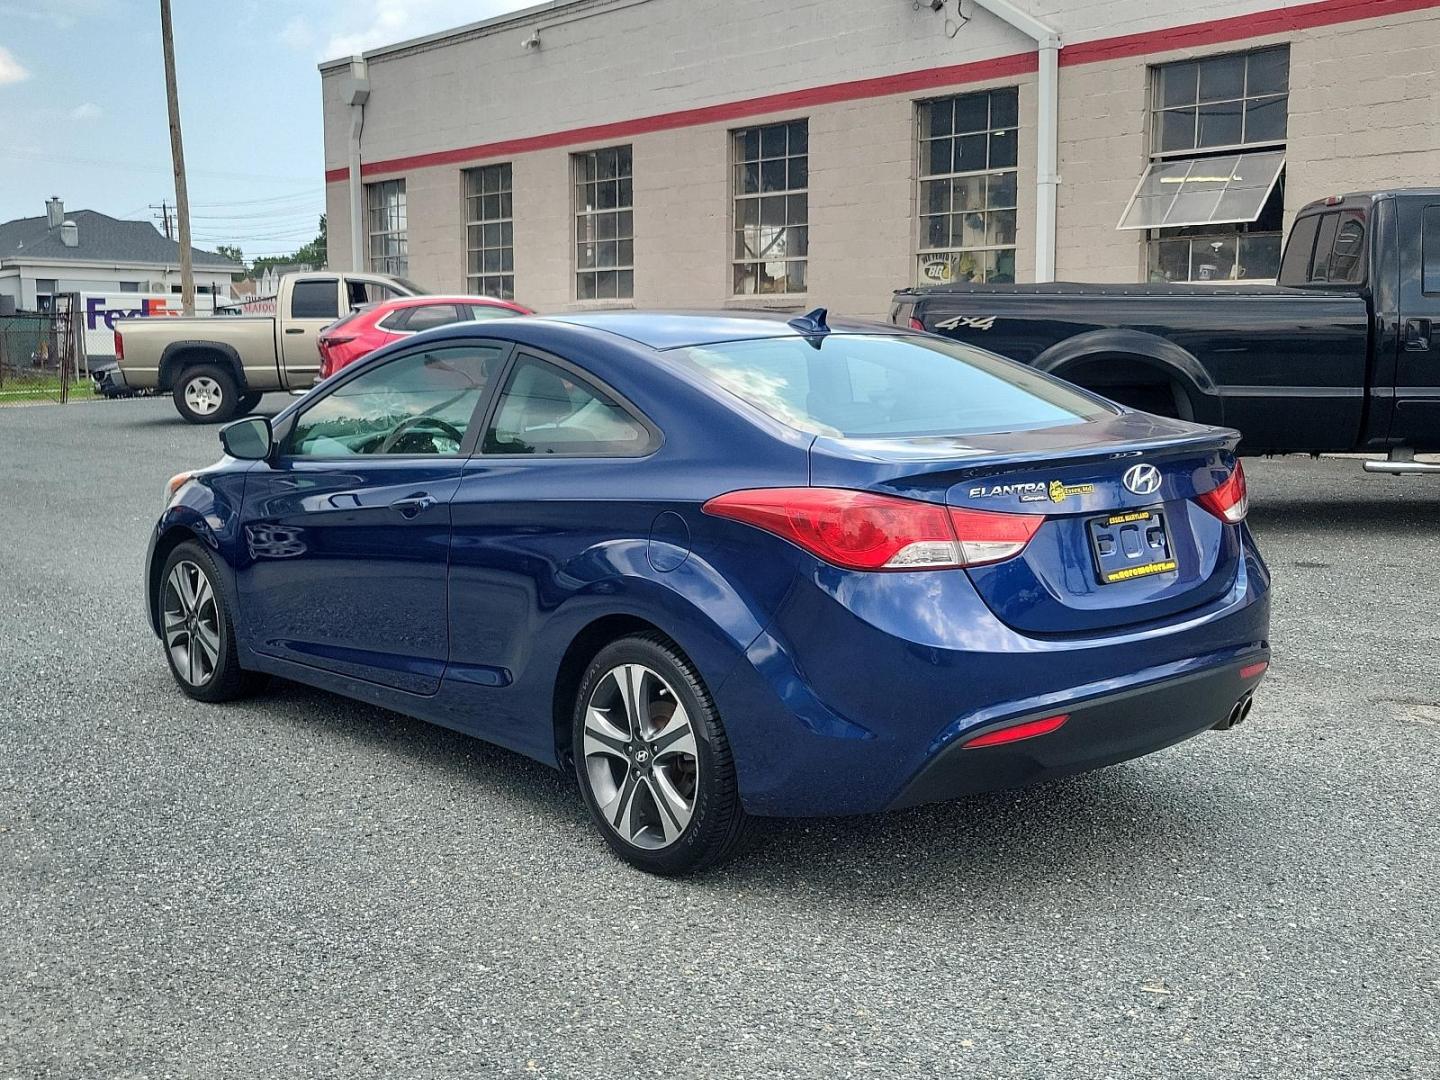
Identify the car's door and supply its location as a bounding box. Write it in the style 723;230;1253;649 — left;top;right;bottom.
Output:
238;340;510;694
444;351;661;735
1392;197;1440;445
281;277;341;385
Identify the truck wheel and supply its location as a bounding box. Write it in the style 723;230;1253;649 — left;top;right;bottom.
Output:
237;390;263;414
173;365;238;424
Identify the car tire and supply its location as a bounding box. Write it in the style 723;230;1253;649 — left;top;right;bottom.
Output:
237;390;263;414
173;364;239;424
157;540;264;703
573;633;751;876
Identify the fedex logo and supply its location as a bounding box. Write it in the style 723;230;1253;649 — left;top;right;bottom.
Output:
85;296;178;331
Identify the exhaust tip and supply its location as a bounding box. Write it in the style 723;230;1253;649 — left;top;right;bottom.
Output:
1214;694;1254;731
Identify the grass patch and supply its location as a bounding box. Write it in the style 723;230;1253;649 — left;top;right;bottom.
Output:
0;374;95;403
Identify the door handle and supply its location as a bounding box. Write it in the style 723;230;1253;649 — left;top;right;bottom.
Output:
389;493;438;518
284;327;305;335
1404;318;1431;352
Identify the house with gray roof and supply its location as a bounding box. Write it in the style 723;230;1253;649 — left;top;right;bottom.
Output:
0;197;241;312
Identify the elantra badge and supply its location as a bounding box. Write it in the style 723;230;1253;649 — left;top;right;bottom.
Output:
1123;463;1163;496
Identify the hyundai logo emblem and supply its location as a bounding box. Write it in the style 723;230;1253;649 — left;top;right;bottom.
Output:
1123;463;1163;496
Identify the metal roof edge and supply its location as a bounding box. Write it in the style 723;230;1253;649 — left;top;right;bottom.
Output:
317;0;601;72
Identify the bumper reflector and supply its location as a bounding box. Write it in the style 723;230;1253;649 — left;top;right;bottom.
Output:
962;713;1069;750
1239;660;1268;680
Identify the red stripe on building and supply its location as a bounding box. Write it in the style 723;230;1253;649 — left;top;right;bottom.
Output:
323;51;1037;182
1062;0;1440;64
324;0;1440;183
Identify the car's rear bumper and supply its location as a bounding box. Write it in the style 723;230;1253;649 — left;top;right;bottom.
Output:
887;654;1266;810
92;363;135;398
712;528;1271;817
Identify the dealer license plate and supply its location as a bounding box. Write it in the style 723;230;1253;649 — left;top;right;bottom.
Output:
1087;508;1178;585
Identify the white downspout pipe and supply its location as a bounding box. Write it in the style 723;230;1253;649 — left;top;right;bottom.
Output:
971;0;1061;282
341;56;371;272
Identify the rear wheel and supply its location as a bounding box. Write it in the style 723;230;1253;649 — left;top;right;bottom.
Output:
158;541;263;702
573;634;750;875
173;364;238;424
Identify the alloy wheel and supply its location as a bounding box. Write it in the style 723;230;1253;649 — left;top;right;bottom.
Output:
582;663;700;850
184;376;223;416
162;560;221;687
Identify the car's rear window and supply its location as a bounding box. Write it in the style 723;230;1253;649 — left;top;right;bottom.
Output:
669;334;1114;437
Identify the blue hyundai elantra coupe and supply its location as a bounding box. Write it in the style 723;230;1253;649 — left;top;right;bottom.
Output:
147;310;1270;875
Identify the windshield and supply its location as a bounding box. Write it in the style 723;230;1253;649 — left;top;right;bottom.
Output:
669;334;1115;437
393;276;429;296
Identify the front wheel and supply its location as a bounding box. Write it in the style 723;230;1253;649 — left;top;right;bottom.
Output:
158;541;263;702
573;634;751;875
173;364;238;424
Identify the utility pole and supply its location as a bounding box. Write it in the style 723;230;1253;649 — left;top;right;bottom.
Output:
150;201;173;240
159;0;194;315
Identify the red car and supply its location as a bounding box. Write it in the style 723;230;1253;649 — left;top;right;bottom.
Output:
317;294;533;378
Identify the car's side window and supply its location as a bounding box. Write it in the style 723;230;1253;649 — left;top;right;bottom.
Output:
1422;206;1440;295
284;344;506;458
291;279;339;319
377;307;412;332
482;355;654;457
405;304;464;332
469;304;522;322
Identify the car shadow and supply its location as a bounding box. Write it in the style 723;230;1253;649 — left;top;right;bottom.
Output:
245;675;579;812
240;675;1237;901
1248;496;1440;534
707;766;1233;901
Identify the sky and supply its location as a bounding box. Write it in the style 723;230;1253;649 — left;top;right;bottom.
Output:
0;0;532;258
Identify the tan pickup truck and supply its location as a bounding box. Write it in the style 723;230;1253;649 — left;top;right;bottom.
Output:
107;271;422;422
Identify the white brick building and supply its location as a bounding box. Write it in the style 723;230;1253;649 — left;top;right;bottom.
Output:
319;0;1440;319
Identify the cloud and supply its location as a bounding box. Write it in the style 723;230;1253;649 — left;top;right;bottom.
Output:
0;44;29;86
317;1;529;60
70;102;103;122
279;15;314;51
0;0;120;31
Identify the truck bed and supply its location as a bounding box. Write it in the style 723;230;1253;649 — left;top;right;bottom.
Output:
894;282;1372;455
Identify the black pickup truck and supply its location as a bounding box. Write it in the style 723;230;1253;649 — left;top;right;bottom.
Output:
892;189;1440;474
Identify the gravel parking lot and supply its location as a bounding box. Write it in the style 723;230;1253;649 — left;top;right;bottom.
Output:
2;396;1437;1079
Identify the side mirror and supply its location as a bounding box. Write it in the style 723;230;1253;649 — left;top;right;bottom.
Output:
219;415;273;460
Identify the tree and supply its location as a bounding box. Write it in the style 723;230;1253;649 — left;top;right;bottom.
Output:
214;244;246;280
292;214;327;270
217;212;329;291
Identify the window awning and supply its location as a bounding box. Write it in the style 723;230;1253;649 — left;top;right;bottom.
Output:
1117;150;1285;231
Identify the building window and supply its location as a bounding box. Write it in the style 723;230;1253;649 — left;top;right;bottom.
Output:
118;281;141;293
732;119;807;295
34;278;57;313
916;88;1018;285
464;164;514;300
1152;46;1289;156
1125;46;1289;283
366;179;408;277
573;146;633;301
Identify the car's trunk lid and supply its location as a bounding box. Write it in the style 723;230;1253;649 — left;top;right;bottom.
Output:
809;413;1241;635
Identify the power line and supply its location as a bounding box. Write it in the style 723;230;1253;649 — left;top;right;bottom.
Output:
190;189;322;207
0;145;316;183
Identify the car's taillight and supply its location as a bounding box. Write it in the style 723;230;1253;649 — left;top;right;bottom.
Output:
113;330;124;361
908;316;926;331
1195;460;1248;524
701;488;1044;571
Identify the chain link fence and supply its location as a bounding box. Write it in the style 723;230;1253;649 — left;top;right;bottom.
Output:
0;295;89;406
